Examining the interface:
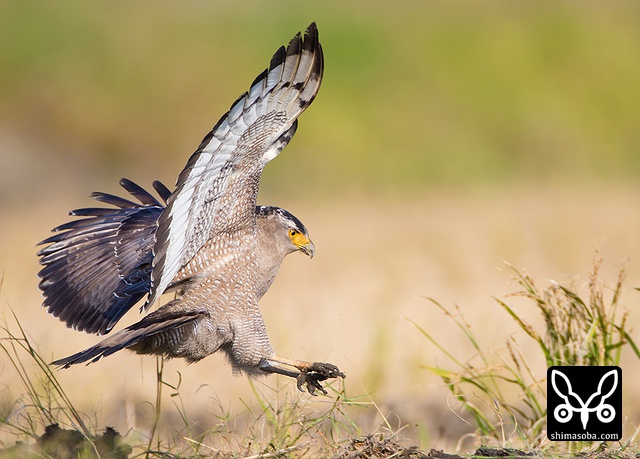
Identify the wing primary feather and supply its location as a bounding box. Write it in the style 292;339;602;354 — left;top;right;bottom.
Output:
269;45;288;72
119;178;162;206
249;69;268;92
89;192;139;209
153;181;172;202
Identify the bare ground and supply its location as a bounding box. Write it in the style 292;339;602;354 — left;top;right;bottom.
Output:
1;426;636;458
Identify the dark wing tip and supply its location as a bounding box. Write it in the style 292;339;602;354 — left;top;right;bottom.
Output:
285;32;301;59
89;191;137;209
119;178;161;206
269;45;287;72
305;22;318;41
152;181;172;204
269;23;318;73
89;179;170;208
303;22;319;53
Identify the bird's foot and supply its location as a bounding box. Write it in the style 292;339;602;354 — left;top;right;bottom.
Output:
259;357;345;395
296;362;345;395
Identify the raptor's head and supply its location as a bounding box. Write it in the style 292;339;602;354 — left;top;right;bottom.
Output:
256;206;315;258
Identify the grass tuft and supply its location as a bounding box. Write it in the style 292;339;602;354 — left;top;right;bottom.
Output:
412;252;639;453
0;311;91;442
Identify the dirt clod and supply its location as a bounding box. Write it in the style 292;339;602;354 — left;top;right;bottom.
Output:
475;446;538;458
335;433;435;459
0;424;131;459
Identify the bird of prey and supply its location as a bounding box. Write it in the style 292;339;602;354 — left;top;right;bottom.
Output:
37;23;344;395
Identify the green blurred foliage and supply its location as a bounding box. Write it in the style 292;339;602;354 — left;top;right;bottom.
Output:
1;0;640;196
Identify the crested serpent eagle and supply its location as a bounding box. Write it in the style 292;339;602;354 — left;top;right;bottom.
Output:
37;23;344;395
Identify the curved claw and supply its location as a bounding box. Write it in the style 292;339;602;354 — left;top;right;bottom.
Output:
296;362;346;395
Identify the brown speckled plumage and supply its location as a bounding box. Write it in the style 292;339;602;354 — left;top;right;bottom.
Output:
37;23;344;395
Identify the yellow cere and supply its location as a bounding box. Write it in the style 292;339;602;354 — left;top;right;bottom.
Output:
289;229;311;248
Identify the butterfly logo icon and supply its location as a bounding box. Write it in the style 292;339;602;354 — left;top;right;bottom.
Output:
550;368;617;429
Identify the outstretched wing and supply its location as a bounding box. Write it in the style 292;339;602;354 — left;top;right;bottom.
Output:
146;22;323;308
38;179;171;335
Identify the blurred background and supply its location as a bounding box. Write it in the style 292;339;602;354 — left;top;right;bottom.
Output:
2;0;640;450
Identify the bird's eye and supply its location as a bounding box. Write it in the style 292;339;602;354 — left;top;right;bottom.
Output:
289;229;298;238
